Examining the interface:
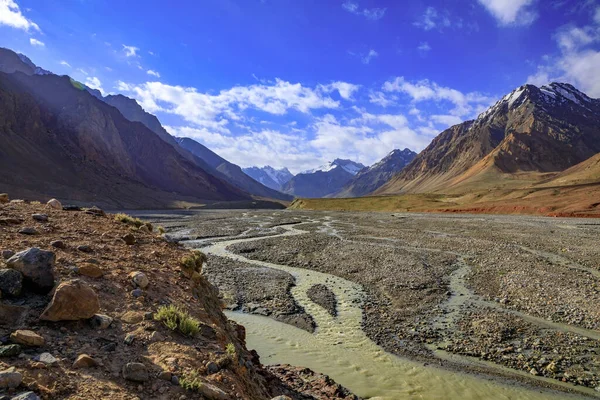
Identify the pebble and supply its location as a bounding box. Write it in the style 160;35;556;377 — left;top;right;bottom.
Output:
129;271;149;289
124;334;136;345
50;240;66;249
18;227;37;235
34;352;58;365
122;362;149;382
73;354;98;368
1;250;14;259
89;314;113;330
77;245;93;253
32;214;48;222
0;344;21;357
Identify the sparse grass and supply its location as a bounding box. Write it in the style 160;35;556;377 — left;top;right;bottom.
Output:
181;250;206;277
114;213;145;228
155;305;200;337
226;342;237;360
179;370;203;392
30;201;41;205
157;226;166;234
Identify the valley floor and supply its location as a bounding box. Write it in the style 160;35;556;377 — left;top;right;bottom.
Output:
139;209;600;399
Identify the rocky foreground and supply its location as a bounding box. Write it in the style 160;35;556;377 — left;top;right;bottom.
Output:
0;195;359;400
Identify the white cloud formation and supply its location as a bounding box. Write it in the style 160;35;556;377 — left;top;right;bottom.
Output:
595;7;600;24
383;76;495;117
342;1;386;20
122;44;139;57
0;0;40;32
369;91;398;107
431;114;463;126
60;60;71;68
320;81;360;100
414;7;451;31
527;18;600;97
29;38;44;47
147;69;160;77
478;0;537;26
417;42;431;53
362;49;378;64
85;77;105;95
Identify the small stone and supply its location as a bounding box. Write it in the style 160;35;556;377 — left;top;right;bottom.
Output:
77;263;104;278
50;241;66;249
31;214;48;222
121;311;144;324
73;354;98;368
0;367;22;389
6;248;56;293
122;362;148;382
1;250;14;259
11;392;41;400
206;361;219;375
530;368;539;376
0;344;21;357
122;234;136;246
46;199;62;210
89;314;113;329
85;207;105;217
143;312;153;320
124;334;135;345
0;269;23;297
62;205;81;211
128;272;149;289
0;193;8;203
197;382;228;400
131;288;143;298
18;227;37;235
34;352;57;365
77;245;92;253
10;330;44;347
40;279;100;321
170;375;179;386
149;331;164;343
101;342;117;352
158;371;172;381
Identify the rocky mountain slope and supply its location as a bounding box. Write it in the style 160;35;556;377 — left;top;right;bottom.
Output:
176;138;292;201
0;197;359;399
243;166;294;192
282;159;365;198
0;48;249;208
376;83;600;195
335;149;416;198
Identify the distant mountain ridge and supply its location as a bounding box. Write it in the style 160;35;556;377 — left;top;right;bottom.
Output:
282;159;365;198
242;166;294;191
376;82;600;195
335;149;417;197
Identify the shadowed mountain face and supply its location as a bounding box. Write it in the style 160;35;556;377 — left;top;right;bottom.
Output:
335;149;416;198
243;166;294;191
282;159;365;198
376;83;600;195
176;138;293;201
0;48;249;208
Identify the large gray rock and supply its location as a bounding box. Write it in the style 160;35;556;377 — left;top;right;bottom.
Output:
6;248;56;293
0;367;22;389
40;279;99;321
122;362;148;382
0;269;23;297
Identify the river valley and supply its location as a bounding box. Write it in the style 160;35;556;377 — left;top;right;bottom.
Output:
137;209;600;399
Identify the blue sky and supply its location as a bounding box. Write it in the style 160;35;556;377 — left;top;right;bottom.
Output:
1;0;599;173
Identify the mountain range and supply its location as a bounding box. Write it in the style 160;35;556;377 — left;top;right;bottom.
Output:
242;166;294;192
281;159;365;198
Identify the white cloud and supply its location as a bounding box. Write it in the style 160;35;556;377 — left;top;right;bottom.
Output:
122;44;139;57
414;7;452;31
85;77;105;95
383;76;495;117
0;0;40;32
417;42;431;53
369;91;398;107
320;81;360;100
29;38;44;47
478;0;537;26
342;0;386;20
431;114;463;126
362;49;378;64
60;60;71;68
526;19;600;97
147;69;161;77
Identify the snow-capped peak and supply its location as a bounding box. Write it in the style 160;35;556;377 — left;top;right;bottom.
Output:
302;159;365;175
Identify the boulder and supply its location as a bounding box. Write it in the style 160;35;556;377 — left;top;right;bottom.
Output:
0;269;23;297
122;362;148;382
197;382;229;400
46;199;62;210
10;330;44;347
0;193;8;203
40;279;99;321
6;248;56;293
73;354;98;368
77;264;104;278
128;271;149;289
121;311;144;324
0;367;22;389
32;214;48;222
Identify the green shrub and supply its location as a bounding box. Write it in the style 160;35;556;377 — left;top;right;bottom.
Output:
180;250;207;277
157;226;166;234
226;342;237;360
179;370;204;392
155;305;200;337
114;213;145;228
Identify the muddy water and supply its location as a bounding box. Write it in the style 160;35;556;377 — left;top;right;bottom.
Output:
194;223;581;400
